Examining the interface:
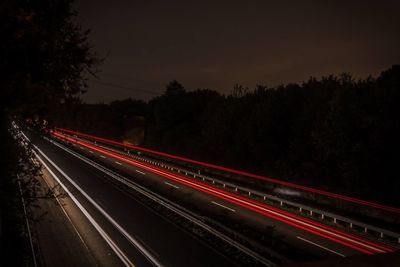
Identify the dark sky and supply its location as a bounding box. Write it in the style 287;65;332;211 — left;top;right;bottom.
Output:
74;0;400;103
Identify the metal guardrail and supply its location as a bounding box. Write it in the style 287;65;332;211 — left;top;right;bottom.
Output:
49;137;279;266
69;135;400;245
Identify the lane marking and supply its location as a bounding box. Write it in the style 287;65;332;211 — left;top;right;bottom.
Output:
80;146;84;149
32;146;164;267
164;182;179;189
45;138;277;266
136;170;146;175
100;155;106;159
297;236;346;257
54;128;400;214
211;201;236;212
115;161;122;165
51;132;391;254
33;152;135;267
89;150;94;154
55;133;381;253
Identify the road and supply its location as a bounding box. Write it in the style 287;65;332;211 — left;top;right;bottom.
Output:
23;128;242;267
29;166;132;267
51;131;394;254
54;127;400;214
21;126;396;266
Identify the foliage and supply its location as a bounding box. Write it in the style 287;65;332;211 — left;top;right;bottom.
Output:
0;0;98;119
0;1;98;265
53;65;400;206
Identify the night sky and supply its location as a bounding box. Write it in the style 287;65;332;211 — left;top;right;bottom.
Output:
74;0;400;103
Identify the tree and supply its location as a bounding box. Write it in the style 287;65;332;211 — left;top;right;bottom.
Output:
165;80;185;96
0;1;98;265
231;83;249;98
48;65;400;206
0;0;98;121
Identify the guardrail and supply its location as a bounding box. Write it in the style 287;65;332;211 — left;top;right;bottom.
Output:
48;137;279;266
63;134;400;246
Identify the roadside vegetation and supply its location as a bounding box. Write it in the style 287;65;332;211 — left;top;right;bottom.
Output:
0;1;97;265
50;67;400;207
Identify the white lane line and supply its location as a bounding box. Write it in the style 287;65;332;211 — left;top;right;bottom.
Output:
136;170;146;175
89;150;94;154
54;132;387;254
100;155;106;159
211;201;236;212
33;151;135;267
296;236;346;257
33;146;163;267
72;144;77;146
45;137;277;267
164;182;179;189
115;161;122;165
80;146;84;149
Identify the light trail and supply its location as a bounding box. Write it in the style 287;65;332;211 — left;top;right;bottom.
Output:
34;144;164;267
51;131;394;255
48;137;277;266
54;128;400;214
32;150;135;267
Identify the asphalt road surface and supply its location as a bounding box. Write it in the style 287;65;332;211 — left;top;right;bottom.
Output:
25;129;242;267
22;127;394;266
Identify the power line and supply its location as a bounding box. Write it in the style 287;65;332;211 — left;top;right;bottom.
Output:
88;79;161;96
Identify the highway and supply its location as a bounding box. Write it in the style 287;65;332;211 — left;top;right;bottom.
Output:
51;130;395;252
22;128;245;267
54;127;400;214
20;126;396;266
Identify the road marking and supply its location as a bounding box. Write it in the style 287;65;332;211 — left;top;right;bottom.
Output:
164;182;179;189
115;161;122;165
49;131;391;254
72;144;76;146
100;155;106;158
211;201;236;212
136;170;146;175
33;151;136;267
80;146;84;149
44;137;282;266
89;150;94;153
33;146;163;267
296;236;346;257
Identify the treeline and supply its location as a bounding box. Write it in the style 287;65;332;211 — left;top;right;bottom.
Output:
50;66;400;205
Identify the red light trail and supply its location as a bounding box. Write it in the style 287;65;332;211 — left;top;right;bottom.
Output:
54;128;400;214
51;130;395;255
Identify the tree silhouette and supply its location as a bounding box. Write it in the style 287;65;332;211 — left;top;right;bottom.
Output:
1;0;98;121
54;66;400;207
0;1;98;265
165;80;185;96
